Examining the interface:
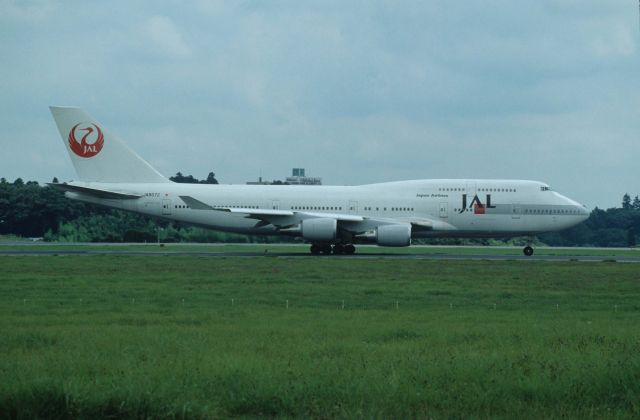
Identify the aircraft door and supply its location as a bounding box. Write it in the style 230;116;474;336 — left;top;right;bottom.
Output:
271;200;280;210
162;198;172;215
439;202;448;218
465;181;476;197
511;204;521;219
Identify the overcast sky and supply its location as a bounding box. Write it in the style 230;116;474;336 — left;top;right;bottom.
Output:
0;0;638;208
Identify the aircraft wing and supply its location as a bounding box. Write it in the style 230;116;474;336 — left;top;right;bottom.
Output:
177;195;451;235
179;195;365;229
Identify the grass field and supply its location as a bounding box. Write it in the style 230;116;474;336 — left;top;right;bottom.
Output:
1;256;640;418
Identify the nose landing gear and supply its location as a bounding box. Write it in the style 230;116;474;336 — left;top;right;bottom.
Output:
523;246;534;257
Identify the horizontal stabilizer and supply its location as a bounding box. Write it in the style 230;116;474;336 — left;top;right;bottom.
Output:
48;183;141;199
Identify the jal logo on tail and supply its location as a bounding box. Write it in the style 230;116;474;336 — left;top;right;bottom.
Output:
68;123;104;158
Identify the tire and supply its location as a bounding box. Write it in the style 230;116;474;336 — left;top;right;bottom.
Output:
310;244;321;255
523;246;534;257
344;244;356;255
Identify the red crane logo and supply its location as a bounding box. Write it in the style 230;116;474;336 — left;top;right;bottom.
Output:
68;123;104;158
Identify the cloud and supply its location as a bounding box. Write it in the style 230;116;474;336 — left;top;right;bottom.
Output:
141;15;192;59
0;0;51;21
0;1;638;209
592;25;635;58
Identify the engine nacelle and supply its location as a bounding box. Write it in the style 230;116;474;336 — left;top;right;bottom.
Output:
302;218;337;242
376;224;412;247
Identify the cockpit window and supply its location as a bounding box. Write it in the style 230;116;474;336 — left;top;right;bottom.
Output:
540;186;551;191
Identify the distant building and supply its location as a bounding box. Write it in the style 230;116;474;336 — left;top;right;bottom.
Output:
246;176;270;185
286;168;322;185
246;168;322;185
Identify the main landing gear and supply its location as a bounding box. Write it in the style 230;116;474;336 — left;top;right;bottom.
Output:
310;243;356;255
523;245;534;257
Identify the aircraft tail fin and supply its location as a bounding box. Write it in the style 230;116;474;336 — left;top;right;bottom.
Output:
49;106;170;183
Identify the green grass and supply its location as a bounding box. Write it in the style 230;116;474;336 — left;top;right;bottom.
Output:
1;256;640;418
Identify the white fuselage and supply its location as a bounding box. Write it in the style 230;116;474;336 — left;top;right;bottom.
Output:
49;107;590;252
65;178;589;240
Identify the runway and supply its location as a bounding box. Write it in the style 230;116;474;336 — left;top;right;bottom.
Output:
1;248;639;262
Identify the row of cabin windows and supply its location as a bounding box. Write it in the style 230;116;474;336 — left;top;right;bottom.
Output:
439;187;517;193
171;204;414;212
525;208;580;215
167;204;422;212
479;188;516;192
170;203;418;213
173;204;260;209
364;206;415;212
289;206;417;212
168;203;578;216
213;205;259;209
292;206;343;211
452;207;581;215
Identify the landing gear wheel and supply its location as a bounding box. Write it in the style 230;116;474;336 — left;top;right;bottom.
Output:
310;244;321;255
333;244;344;255
523;246;534;257
321;244;332;255
344;244;356;255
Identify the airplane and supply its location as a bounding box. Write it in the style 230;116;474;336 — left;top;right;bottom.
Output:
48;106;590;256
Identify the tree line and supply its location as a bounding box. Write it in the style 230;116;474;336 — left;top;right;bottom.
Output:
0;174;287;244
0;176;638;246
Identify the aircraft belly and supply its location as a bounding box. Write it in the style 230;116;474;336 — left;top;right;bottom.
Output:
453;213;529;235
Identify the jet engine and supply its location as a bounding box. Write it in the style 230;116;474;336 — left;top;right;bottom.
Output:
301;218;337;242
376;224;412;247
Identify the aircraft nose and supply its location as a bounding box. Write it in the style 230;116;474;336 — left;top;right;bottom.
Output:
568;200;589;221
559;193;590;222
577;204;590;221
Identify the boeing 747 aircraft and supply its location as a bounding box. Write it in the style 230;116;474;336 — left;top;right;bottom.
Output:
49;107;589;256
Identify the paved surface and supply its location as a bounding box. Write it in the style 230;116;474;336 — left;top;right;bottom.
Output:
0;248;638;262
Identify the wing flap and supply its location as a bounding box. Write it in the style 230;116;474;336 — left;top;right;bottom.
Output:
179;196;295;216
179;196;363;221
